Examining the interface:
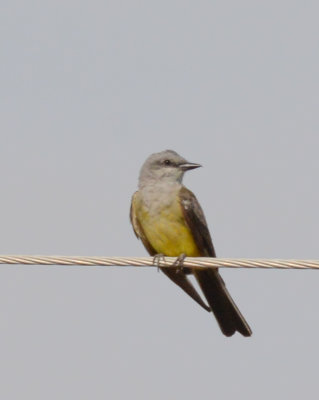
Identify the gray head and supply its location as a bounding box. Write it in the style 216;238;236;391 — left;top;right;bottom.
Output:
138;150;201;188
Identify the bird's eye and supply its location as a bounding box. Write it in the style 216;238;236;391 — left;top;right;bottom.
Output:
164;159;171;166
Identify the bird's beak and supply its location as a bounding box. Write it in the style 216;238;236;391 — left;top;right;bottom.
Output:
180;162;202;171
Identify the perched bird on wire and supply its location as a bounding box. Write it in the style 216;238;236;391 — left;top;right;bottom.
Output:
130;150;251;337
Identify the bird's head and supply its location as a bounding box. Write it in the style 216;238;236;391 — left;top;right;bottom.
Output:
138;150;201;188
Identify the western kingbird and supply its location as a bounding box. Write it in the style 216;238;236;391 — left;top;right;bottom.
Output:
130;150;252;337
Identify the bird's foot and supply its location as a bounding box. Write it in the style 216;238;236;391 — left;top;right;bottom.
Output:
172;253;187;274
153;254;166;272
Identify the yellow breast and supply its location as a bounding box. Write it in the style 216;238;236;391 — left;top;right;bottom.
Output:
136;195;200;257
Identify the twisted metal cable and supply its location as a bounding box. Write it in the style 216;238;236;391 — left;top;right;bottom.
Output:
0;255;318;269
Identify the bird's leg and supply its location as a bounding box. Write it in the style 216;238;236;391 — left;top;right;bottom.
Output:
153;253;166;272
172;253;187;274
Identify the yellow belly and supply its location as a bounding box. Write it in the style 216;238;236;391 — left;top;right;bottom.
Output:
137;199;201;257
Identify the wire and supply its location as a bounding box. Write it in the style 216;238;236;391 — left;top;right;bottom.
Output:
0;255;318;269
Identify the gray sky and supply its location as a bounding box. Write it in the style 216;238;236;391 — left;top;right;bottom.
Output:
1;1;319;399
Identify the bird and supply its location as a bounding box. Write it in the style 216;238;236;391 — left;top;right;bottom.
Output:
130;150;252;337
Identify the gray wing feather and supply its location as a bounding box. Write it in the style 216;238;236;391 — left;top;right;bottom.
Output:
179;187;252;337
179;187;216;257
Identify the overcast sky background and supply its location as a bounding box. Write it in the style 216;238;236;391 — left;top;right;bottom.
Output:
1;1;319;399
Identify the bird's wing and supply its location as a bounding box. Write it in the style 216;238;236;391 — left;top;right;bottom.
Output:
130;191;210;312
130;191;157;255
179;186;252;336
179;186;216;257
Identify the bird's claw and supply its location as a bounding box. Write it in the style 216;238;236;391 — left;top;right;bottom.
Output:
153;253;187;274
172;253;187;274
153;254;166;272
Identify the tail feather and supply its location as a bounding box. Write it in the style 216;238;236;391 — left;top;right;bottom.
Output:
161;268;210;312
193;269;252;337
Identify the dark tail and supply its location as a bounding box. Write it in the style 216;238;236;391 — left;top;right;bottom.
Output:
161;268;210;312
193;269;252;337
